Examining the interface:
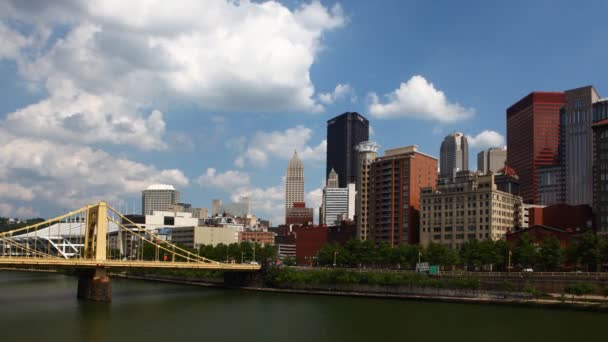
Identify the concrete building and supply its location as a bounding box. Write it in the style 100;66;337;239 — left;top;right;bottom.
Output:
355;141;379;241
562;86;600;206
285;151;305;222
211;199;221;216
477;146;507;174
167;203;208;219
171;226;239;249
141;184;180;215
592;103;608;235
518;204;545;229
536;165;566;205
440;132;468;179
220;196;251;217
326;168;339;188
326;112;369;188
144;210;199;231
321;183;356;226
420;172;523;249
370;145;438;245
507;92;565;204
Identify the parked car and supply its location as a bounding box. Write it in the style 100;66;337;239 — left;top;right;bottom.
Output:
522;268;534;272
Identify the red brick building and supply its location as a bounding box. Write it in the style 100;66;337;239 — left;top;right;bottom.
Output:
506;225;578;248
238;231;275;245
370;145;438;245
507;92;565;204
285;202;314;226
527;204;593;231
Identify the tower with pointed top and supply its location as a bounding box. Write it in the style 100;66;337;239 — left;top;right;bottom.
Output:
285;150;305;221
327;168;339;188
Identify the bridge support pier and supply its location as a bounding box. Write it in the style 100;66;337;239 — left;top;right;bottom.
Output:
77;268;112;302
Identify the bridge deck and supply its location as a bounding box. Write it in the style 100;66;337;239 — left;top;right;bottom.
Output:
0;258;260;271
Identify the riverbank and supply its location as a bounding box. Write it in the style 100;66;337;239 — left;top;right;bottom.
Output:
115;268;608;313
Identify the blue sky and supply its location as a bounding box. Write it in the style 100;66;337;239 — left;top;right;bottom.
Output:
0;0;606;223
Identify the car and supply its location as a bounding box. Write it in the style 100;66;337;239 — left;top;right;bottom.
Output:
522;268;534;272
249;261;259;265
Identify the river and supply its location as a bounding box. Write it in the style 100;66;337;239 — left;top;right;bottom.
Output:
0;271;604;341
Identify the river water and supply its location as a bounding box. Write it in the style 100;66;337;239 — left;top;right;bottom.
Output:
0;271;604;341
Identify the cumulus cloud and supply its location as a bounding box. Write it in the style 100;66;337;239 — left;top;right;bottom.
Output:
197;168;251;190
466;130;505;149
368;75;475;122
0;130;188;210
2;0;345;114
318;83;355;105
231;183;285;225
235;126;326;167
0;202;38;218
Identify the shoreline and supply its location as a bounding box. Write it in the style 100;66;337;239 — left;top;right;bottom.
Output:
112;273;608;313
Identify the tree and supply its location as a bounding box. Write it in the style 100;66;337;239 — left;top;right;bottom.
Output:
425;242;458;267
493;240;511;271
513;234;538;269
538;236;563;271
575;231;601;271
460;239;483;268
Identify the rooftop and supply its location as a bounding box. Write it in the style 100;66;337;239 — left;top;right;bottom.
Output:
145;184;176;191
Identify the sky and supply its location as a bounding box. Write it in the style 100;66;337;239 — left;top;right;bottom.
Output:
0;0;607;224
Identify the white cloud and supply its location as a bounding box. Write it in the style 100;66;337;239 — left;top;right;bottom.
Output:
2;0;345;114
368;75;475;122
466;130;505;149
0;22;29;60
4;78;167;150
231;183;285;225
197;168;251;190
0;183;35;201
306;187;323;209
317;83;355;105
236;126;326;167
0;131;188;209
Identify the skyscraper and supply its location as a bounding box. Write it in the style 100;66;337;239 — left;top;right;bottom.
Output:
477;146;507;174
592;99;608;235
439;132;468;178
326;112;369;188
370;145;438;246
326;168;339;188
355;141;379;241
142;184;180;215
562;86;600;206
211;199;221;216
507;92;565;204
321;183;356;226
285;151;304;222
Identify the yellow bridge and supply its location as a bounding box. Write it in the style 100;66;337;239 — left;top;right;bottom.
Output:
0;201;260;301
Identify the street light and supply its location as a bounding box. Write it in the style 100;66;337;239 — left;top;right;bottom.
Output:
333;251;338;267
508;250;512;272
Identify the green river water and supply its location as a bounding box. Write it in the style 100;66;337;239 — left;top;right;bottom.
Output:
0;271;605;342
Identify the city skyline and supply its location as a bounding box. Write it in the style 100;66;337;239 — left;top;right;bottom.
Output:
1;1;607;226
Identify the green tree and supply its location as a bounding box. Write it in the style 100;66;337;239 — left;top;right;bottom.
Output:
538;236;563;271
460;239;483;268
493;240;511;271
513;234;538;268
425;242;458;267
575;231;601;271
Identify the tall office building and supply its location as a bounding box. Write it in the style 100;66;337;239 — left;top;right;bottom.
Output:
326;112;369;188
477;146;507;174
507;92;565;204
355;141;379;241
321;183;356;226
220;196;251;217
370;146;438;246
562;86;600;206
141;184;180;215
327;169;339;188
285;151;305;222
440;132;468;178
211;199;221;216
592;99;608;235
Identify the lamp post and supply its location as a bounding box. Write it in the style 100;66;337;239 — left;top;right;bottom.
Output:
333;251;338;267
508;250;512;272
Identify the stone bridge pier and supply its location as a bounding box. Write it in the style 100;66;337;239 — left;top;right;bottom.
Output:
77;268;112;302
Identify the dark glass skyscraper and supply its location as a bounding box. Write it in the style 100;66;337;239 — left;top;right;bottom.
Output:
326;112;369;188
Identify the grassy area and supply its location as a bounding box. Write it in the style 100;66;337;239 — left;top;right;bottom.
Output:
264;267;481;290
121;267;224;280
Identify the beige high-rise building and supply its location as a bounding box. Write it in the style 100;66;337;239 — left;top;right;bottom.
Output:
141;184;180;215
355;141;379;240
420;171;522;249
327;168;339;188
285;151;305;222
477;146;507;174
211;199;221;216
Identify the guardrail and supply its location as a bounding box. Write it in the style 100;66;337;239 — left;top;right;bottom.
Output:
286;266;608;278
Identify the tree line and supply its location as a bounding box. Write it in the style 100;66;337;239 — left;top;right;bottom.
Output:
316;231;608;271
140;241;277;263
